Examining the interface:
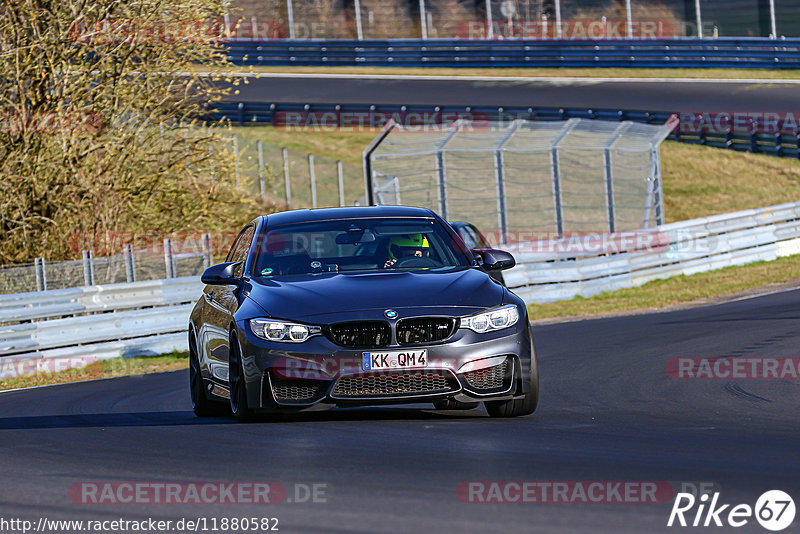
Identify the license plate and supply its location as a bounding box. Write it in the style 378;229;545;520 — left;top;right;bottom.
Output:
362;350;428;370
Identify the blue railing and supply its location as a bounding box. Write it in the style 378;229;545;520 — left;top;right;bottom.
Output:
225;38;800;68
207;102;800;159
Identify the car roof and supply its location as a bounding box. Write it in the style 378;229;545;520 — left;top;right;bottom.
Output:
261;206;437;226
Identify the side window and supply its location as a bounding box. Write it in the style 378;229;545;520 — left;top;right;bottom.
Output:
228;226;255;277
470;225;492;249
458;227;478;250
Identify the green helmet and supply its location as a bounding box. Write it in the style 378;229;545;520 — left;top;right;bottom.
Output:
388;233;430;261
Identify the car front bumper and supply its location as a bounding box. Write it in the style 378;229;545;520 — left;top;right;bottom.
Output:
235;319;535;411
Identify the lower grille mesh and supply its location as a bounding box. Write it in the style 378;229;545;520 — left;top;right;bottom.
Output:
332;370;455;397
464;359;510;390
270;376;327;403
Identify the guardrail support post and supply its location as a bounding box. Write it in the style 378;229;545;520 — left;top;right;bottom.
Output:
164;238;175;279
282;147;292;209
308;154;317;208
124;244;136;283
337;160;345;206
34;257;47;292
82;250;95;287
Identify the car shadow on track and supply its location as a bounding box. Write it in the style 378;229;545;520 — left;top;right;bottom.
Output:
0;407;489;430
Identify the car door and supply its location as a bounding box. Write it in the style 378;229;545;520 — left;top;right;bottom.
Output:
202;225;255;386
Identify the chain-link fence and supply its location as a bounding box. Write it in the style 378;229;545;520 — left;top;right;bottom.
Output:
366;118;675;245
230;134;364;210
227;0;800;40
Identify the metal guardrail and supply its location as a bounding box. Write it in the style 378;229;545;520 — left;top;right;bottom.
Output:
0;277;203;378
224;38;800;68
505;200;800;303
2;200;799;377
210;103;800;160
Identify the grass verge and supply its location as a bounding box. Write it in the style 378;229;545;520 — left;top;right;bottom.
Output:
529;254;800;322
210;65;800;80
0;352;188;392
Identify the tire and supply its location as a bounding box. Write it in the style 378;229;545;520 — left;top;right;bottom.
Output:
433;399;480;410
485;338;540;418
189;330;228;417
228;331;256;423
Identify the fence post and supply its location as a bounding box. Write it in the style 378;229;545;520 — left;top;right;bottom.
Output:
287;0;296;39
419;0;428;39
769;0;777;37
353;0;364;40
124;244;136;283
282;147;292;208
549;119;579;239
202;233;213;270
164;238;175;279
233;135;240;190
603;122;633;233
554;0;562;38
695;0;703;38
34;257;47;292
257;140;266;201
337;160;345;206
308;154;317;208
625;0;633;38
82;250;95;286
493;120;521;245
485;0;493;39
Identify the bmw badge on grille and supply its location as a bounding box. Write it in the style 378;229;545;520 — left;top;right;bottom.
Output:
384;309;398;319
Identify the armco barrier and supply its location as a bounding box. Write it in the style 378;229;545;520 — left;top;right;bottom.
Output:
209;103;800;159
1;201;799;377
224;38;800;69
505;200;800;303
0;277;203;378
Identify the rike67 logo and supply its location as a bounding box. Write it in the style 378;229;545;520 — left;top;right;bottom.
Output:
668;490;795;531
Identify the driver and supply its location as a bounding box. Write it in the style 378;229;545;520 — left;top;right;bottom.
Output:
383;233;430;268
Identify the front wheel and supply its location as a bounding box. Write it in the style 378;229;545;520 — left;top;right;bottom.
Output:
485;340;539;418
228;331;256;423
189;330;227;417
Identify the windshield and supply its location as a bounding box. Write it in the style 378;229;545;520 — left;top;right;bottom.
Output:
251;217;473;278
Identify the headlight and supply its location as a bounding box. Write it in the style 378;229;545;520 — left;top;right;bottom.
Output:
460;304;519;333
249;319;322;343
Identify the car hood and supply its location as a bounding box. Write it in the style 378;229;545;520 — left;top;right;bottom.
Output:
245;267;504;322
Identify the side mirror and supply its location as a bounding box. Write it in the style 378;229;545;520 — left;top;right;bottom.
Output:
201;261;241;285
474;249;516;271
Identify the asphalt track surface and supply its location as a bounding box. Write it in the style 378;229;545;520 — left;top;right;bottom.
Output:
2;288;799;533
228;75;800;112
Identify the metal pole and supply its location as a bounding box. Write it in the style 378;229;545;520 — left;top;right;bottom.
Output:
124;244;136;283
82;250;95;286
554;0;562;38
287;0;296;39
362;120;398;206
282;147;292;209
435;151;448;220
653;147;665;226
603;122;633;233
34;257;47;292
769;0;777;38
695;0;703;38
202;233;213;270
493;120;521;245
257;140;266;202
354;0;364;40
164;238;175;279
308;154;317;208
337;160;345;206
625;0;633;38
549;119;579;239
233;135;240;190
485;0;493;39
419;0;428;39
